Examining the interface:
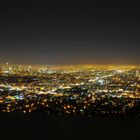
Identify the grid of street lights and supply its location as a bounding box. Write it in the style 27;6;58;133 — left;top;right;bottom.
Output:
0;63;140;118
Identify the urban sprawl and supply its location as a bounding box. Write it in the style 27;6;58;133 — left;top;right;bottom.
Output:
0;64;140;118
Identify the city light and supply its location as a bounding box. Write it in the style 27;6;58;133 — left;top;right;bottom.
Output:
0;64;140;118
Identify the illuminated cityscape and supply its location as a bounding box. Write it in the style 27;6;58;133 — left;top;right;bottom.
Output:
1;1;140;139
0;64;140;118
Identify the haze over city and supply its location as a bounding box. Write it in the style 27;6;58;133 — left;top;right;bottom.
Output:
0;1;140;65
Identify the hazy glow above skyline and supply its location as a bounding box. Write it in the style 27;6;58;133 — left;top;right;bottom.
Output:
0;1;140;65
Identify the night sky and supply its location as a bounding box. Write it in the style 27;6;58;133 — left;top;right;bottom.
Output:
0;1;140;65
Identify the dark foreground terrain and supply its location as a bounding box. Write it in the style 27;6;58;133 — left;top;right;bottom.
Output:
0;112;140;140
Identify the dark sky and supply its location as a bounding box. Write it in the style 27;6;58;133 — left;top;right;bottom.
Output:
0;1;140;65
